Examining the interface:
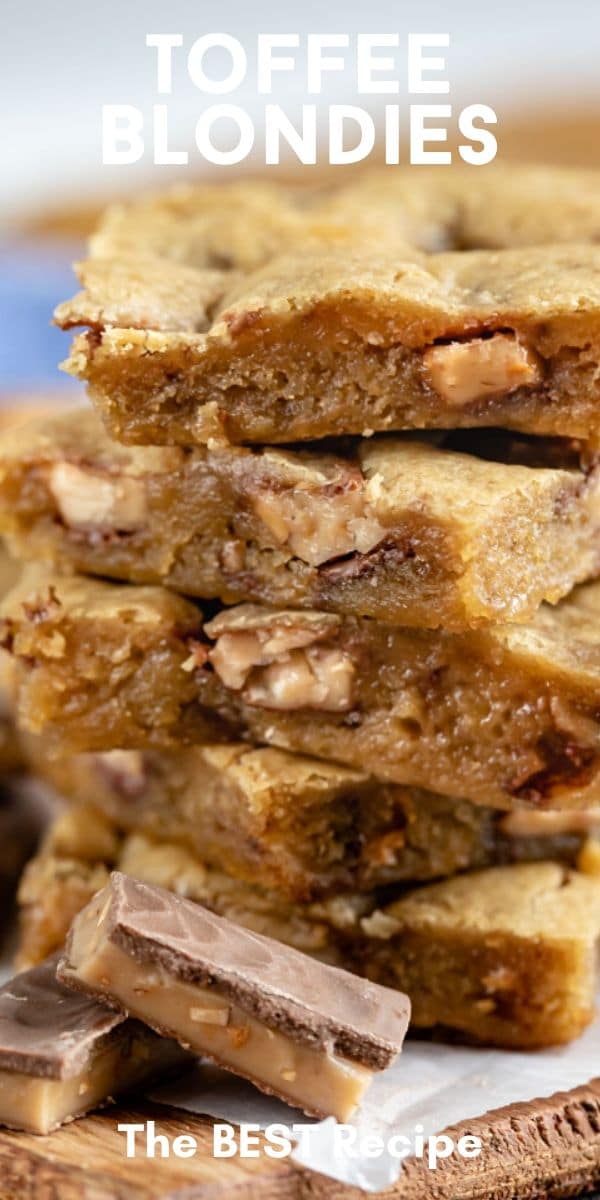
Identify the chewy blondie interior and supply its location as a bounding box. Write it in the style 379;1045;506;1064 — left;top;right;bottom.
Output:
0;566;225;753
2;409;600;630
7;568;600;808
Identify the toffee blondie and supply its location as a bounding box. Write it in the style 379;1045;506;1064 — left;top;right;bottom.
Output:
6;569;600;807
3;409;600;629
33;741;600;901
362;862;600;1049
56;241;600;445
16;806;361;969
87;167;600;266
0;567;224;753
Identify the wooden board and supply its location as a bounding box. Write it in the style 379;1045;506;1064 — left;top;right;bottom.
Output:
0;1082;599;1200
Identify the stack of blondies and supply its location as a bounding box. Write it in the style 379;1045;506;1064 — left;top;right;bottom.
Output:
3;164;600;1053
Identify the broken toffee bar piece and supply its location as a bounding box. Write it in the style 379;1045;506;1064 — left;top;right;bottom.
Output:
7;568;600;807
0;956;186;1134
3;410;600;629
32;742;600;902
57;240;600;445
58;872;410;1121
362;862;600;1049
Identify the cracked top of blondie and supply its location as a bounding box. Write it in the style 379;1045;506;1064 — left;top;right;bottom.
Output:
51;165;600;445
87;166;600;266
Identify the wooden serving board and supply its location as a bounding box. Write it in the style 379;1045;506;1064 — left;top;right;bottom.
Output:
0;1082;599;1200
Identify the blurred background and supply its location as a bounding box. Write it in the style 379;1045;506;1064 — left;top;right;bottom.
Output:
1;0;600;397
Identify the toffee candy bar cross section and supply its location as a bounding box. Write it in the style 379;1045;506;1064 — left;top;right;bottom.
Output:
58;872;410;1121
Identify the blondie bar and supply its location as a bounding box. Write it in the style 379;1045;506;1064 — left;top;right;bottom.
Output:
362;862;600;1049
0;549;24;775
33;742;600;901
6;569;600;807
56;241;600;445
3;410;600;629
17;807;600;1049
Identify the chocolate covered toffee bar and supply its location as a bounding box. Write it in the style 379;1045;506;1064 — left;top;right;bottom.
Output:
32;743;600;901
3;410;600;629
57;239;600;446
58;872;410;1120
6;568;600;807
0;957;185;1134
362;862;600;1049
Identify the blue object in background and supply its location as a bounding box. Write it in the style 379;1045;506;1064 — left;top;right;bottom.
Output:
0;241;85;391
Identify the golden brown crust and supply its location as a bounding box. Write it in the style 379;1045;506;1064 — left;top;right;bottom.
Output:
58;241;600;444
88;167;600;264
363;862;600;1048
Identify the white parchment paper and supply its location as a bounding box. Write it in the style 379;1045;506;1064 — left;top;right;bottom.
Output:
150;1008;600;1193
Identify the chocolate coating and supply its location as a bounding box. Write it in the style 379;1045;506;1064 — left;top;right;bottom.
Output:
0;956;126;1080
